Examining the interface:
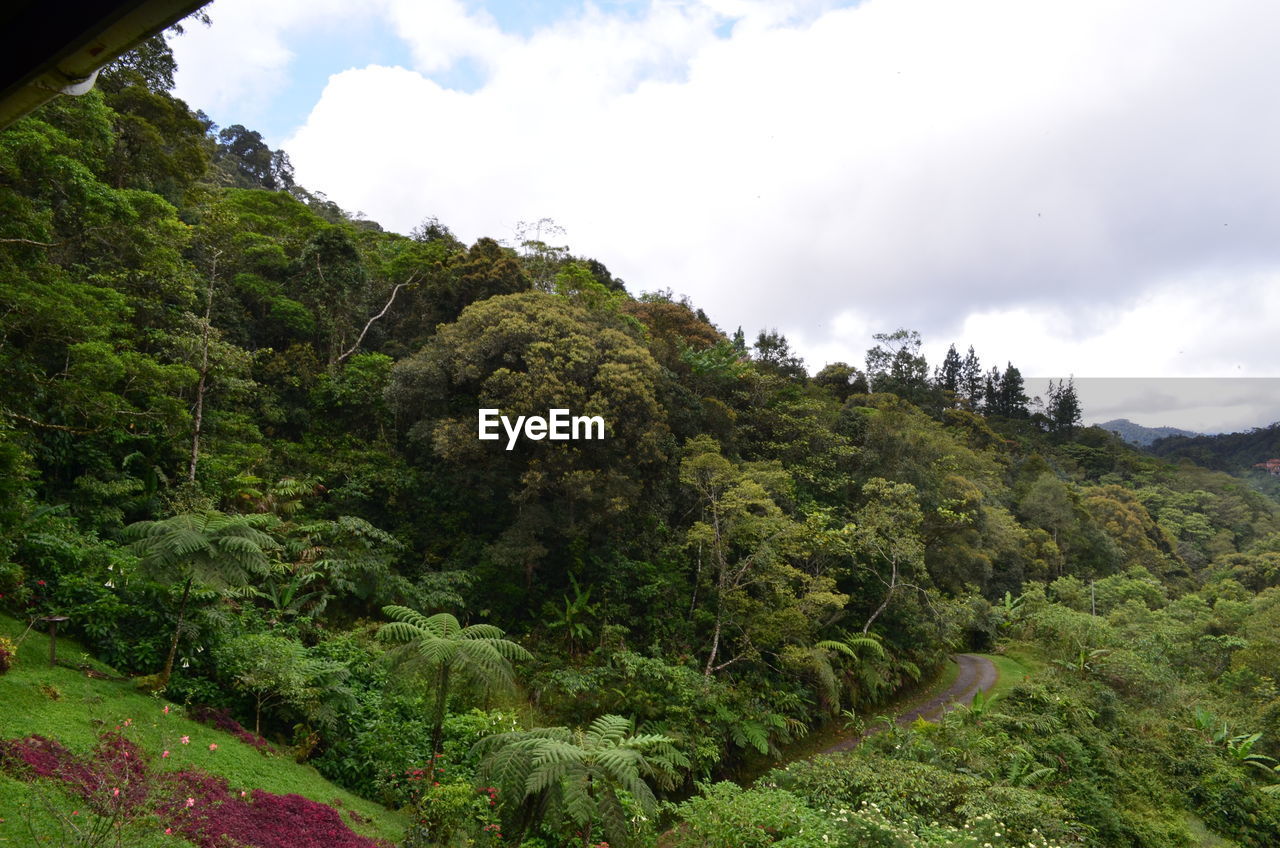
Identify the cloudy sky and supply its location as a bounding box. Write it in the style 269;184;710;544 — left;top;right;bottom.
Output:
171;0;1280;432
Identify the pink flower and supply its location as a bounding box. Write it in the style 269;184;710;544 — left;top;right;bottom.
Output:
123;719;132;727
185;797;195;808
165;828;172;834
162;750;170;758
180;736;190;744
209;743;218;751
112;788;120;797
163;705;170;715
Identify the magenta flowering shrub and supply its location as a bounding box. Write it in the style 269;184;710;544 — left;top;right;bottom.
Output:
187;705;273;752
162;770;389;848
1;725;390;848
0;731;148;812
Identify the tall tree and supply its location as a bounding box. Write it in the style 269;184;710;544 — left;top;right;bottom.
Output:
935;344;963;405
752;329;807;380
848;478;929;634
680;436;842;676
1046;377;1083;437
959;345;983;409
998;362;1031;418
865;328;929;402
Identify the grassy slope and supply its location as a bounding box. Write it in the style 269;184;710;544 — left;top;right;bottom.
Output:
0;615;406;846
979;647;1045;700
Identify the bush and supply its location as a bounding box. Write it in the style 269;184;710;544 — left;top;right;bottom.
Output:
0;634;15;674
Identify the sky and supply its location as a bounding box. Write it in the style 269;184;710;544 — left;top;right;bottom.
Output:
171;0;1280;432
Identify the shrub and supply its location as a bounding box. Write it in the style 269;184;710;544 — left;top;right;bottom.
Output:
0;634;15;674
187;705;272;752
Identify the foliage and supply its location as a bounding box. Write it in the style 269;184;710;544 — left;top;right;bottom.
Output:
378;606;531;777
7;34;1280;848
475;714;688;847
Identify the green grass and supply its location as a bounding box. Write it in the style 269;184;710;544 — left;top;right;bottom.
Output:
979;647;1045;700
0;615;406;846
1185;812;1240;847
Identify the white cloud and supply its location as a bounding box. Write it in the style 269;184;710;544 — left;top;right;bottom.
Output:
170;0;359;119
381;0;511;74
179;0;1280;398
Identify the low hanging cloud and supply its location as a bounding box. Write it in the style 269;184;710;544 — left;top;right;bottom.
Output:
177;0;1280;402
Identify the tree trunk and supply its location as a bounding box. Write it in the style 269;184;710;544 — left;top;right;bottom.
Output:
161;577;193;686
187;251;218;483
703;615;723;676
862;557;899;635
429;662;450;780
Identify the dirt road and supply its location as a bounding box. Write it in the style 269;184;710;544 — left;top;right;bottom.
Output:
821;653;997;754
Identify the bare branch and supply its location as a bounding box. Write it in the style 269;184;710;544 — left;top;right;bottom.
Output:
0;237;59;247
3;410;96;434
334;272;420;365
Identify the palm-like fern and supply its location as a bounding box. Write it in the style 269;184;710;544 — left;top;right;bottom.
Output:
123;511;278;686
807;634;887;714
475;714;689;848
378;605;532;775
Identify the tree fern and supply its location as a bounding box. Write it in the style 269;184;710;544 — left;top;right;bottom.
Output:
378;606;531;777
122;511;278;686
476;714;688;847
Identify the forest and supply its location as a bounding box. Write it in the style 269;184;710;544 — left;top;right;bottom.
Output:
1;26;1280;848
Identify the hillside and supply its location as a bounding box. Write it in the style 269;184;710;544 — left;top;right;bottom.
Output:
1150;422;1280;471
0;615;406;846
1099;418;1201;447
3;21;1280;848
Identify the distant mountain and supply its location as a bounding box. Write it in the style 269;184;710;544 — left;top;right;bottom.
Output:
1099;418;1201;447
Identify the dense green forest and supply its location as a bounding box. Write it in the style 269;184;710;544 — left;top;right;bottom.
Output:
2;30;1279;848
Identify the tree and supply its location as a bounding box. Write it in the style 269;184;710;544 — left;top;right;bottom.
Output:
989;362;1030;418
959;345;983;409
680;436;844;676
864;329;929;402
219;633;355;736
122;511;277;686
386;292;669;594
813;362;869;402
847;478;929;634
475;714;687;847
935;344;962;405
1046;377;1082;437
213;125;294;190
219;633;305;736
377;606;531;779
752;329;806;380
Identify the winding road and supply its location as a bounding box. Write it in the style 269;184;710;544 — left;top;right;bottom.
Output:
821;653;997;755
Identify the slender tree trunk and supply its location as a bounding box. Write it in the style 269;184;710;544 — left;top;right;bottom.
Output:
161;577;193;686
430;662;450;780
188;251;219;483
704;616;723;677
582;777;594;848
703;502;726;677
862;558;899;635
